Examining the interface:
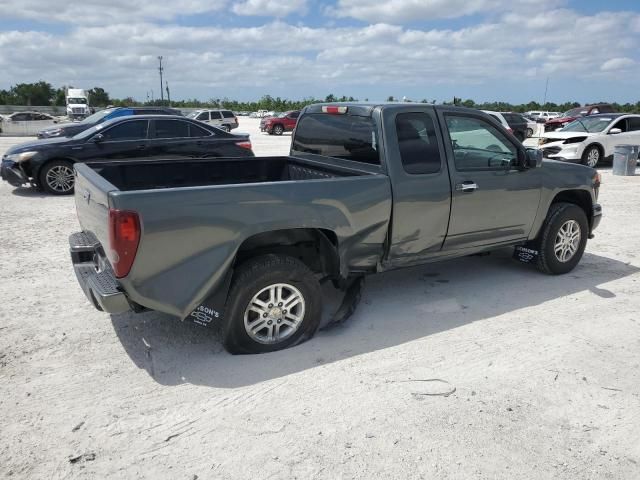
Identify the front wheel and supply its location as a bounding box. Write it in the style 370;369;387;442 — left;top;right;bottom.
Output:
222;255;322;354
535;203;588;275
526;127;534;138
39;160;75;195
581;145;601;168
273;124;284;136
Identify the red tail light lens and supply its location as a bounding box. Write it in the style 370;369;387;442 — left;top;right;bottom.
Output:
108;209;141;278
235;141;252;150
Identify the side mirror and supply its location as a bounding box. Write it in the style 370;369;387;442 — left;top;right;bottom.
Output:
92;133;104;143
524;148;543;169
609;128;622;135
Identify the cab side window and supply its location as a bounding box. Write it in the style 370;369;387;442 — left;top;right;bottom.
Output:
395;112;442;175
628;117;640;131
611;118;628;132
445;115;518;171
196;112;209;121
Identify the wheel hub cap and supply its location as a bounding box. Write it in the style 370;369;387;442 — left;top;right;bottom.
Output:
46;165;74;192
244;283;305;344
554;220;581;263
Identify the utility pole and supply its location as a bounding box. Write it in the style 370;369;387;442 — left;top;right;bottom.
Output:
543;77;549;106
166;81;171;107
158;56;164;105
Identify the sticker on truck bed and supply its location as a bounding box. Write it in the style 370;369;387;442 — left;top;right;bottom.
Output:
189;305;220;326
513;246;539;264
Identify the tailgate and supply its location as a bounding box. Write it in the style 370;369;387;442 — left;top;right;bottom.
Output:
73;163;118;254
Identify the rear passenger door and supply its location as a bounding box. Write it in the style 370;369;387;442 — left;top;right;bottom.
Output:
385;109;453;265
437;109;542;250
148;119;201;158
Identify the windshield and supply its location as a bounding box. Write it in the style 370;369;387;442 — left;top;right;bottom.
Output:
68;97;87;104
72;122;105;140
561;117;613;133
187;111;200;119
563;107;587;118
76;109;116;125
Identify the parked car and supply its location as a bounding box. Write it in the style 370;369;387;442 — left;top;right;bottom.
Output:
69;103;601;354
262;111;300;135
187;109;239;131
259;113;278;132
1;115;254;195
0;111;57;133
482;111;528;141
539;114;640;167
526;111;561;123
37;106;182;139
544;104;615;132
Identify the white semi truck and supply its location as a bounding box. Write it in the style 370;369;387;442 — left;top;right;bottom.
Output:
66;88;91;120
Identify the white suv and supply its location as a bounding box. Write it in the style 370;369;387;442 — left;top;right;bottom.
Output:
527;111;561;122
188;109;238;131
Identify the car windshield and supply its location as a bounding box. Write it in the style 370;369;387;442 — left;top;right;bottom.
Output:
277;113;288;118
77;109;115;125
563;108;587;118
187;111;200;119
68;97;87;104
72;122;106;140
561;117;613;133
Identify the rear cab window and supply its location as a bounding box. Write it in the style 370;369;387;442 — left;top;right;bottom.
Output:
221;111;235;118
292;113;379;165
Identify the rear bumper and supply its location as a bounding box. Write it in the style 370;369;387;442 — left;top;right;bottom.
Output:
69;231;132;314
1;159;29;186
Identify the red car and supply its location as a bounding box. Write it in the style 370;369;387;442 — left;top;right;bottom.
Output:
263;111;300;135
544;104;614;132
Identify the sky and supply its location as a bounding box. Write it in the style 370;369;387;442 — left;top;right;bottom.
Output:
0;0;639;104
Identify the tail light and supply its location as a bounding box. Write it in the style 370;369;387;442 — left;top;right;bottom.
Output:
235;141;252;150
108;209;141;278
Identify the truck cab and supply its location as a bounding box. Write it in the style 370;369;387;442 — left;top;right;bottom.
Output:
66;88;91;120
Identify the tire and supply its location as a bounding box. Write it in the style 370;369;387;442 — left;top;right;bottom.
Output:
273;124;284;136
581;144;601;168
39;160;75;195
220;125;230;132
526;128;533;138
535;202;588;275
222;254;322;354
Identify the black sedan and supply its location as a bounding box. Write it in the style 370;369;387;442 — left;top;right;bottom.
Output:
1;115;254;195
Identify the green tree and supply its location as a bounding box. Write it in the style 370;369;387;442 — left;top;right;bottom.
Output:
11;81;56;105
89;87;110;106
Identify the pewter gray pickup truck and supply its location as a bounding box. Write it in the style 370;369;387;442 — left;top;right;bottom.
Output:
70;103;602;354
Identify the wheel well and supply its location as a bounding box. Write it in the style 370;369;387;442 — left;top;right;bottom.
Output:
235;228;340;278
583;143;603;157
34;157;75;181
551;190;592;223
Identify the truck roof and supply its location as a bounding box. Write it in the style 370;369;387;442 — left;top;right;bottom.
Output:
303;102;480;116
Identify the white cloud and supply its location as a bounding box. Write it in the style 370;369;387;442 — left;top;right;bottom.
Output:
232;0;307;17
601;57;636;71
329;0;564;23
0;0;227;23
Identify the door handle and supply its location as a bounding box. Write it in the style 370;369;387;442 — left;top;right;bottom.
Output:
136;144;146;150
455;182;478;192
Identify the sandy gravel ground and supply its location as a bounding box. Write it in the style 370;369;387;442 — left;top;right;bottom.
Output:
1;118;639;479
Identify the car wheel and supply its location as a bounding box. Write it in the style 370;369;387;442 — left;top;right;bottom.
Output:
526;128;533;138
581;145;601;168
39;160;75;195
273;124;284;136
535;202;588;275
222;254;322;354
220;125;230;132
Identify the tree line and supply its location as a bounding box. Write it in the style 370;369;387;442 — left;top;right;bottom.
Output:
1;81;639;114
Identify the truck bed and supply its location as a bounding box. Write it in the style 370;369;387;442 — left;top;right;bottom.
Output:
73;156;392;320
88;156;362;191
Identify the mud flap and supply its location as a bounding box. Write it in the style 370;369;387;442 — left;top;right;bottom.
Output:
513;245;539;264
323;276;365;328
186;268;233;327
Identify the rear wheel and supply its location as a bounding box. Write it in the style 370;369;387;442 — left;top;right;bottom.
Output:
535;203;588;275
39;160;75;195
526;127;534;138
273;124;284;135
222;255;322;354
